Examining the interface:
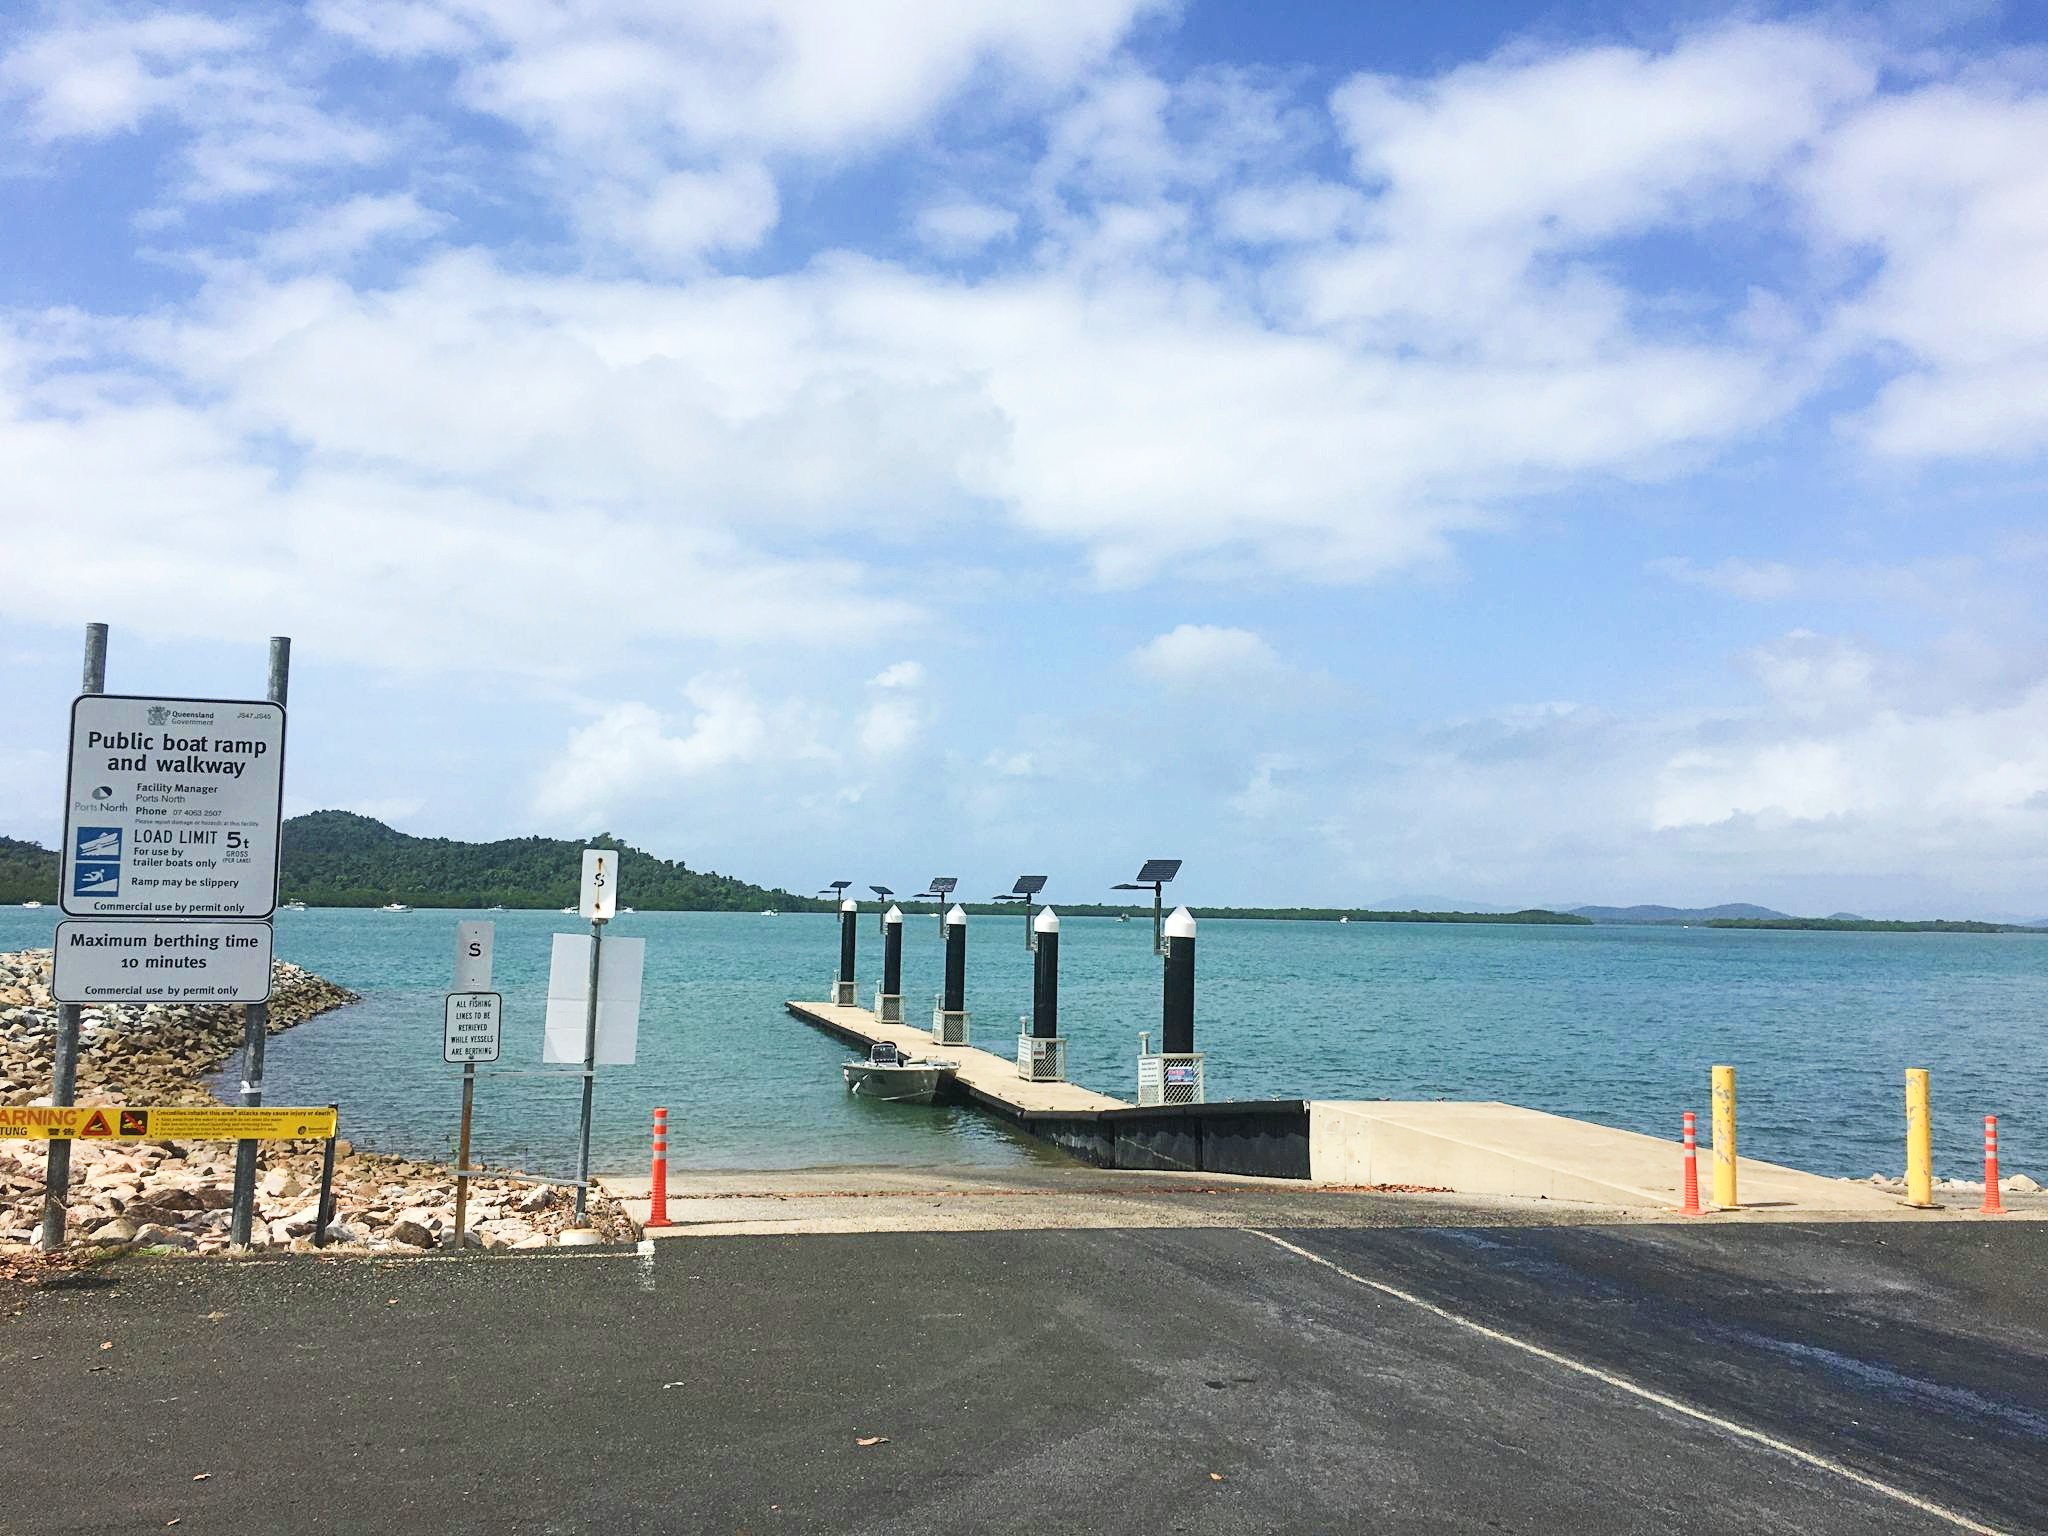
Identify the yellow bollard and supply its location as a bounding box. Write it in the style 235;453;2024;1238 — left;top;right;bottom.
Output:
1711;1064;1738;1209
1905;1068;1934;1207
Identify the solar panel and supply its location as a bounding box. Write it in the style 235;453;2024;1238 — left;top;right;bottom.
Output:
869;885;893;899
820;879;852;893
1011;875;1048;896
1134;859;1182;884
929;877;957;894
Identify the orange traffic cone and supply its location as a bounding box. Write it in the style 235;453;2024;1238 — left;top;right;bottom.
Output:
1982;1115;2005;1215
646;1106;672;1229
1679;1111;1704;1215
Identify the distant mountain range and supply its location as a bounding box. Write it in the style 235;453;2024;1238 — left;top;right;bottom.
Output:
1567;903;1791;924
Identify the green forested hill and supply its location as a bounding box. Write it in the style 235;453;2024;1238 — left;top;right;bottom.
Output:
277;812;826;910
0;836;56;904
0;816;824;911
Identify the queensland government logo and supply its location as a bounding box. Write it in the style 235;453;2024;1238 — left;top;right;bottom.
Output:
147;706;171;726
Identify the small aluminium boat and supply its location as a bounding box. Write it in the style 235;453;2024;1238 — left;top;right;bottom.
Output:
842;1042;947;1105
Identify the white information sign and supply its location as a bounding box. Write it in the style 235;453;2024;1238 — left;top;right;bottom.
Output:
579;849;618;922
542;933;643;1065
453;920;494;992
443;991;502;1063
61;694;286;919
52;919;274;1004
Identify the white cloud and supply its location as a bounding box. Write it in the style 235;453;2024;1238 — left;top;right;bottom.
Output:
1303;635;2048;913
302;0;1159;259
1131;624;1281;685
1217;178;1359;244
259;193;448;269
613;162;780;262
532;680;780;826
915;201;1020;254
1331;24;1872;248
1;12;244;139
869;661;925;690
1648;556;1801;602
0;9;388;199
984;749;1040;778
856;661;927;757
1801;81;2048;459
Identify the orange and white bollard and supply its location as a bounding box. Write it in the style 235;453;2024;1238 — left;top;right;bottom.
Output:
1982;1115;2005;1215
1678;1111;1704;1215
646;1106;672;1230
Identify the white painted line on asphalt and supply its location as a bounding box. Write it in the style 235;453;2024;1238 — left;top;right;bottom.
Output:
1246;1229;2008;1536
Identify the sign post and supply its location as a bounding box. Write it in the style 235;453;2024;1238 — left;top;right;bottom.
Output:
445;919;497;1249
573;849;616;1222
230;638;290;1248
39;626;295;1251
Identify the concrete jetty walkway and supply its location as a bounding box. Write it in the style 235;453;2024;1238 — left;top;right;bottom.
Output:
785;998;1126;1116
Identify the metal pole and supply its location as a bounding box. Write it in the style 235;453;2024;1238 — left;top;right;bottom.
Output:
1711;1064;1738;1210
38;622;107;1251
1906;1067;1934;1208
231;635;289;1248
1153;883;1164;957
1162;906;1196;1055
451;1063;476;1248
574;917;604;1222
311;1103;339;1248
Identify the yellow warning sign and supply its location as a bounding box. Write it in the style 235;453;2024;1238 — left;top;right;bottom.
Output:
0;1105;338;1141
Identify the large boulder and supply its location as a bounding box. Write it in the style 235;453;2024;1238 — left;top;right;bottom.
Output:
388;1209;440;1248
129;1223;197;1250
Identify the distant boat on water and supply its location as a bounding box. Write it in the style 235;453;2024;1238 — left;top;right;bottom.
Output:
761;909;779;917
559;905;576;914
20;900;43;909
380;902;412;913
283;900;308;912
488;904;506;911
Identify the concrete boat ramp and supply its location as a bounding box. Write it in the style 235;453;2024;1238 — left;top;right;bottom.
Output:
607;999;2030;1229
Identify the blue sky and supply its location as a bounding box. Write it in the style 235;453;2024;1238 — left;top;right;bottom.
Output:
2;1;2046;917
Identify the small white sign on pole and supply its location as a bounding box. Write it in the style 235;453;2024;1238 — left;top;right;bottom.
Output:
579;849;618;922
453;920;494;992
542;933;643;1065
443;992;503;1063
52;919;274;1004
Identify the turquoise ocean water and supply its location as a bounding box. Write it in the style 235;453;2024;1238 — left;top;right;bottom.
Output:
3;906;2040;1180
